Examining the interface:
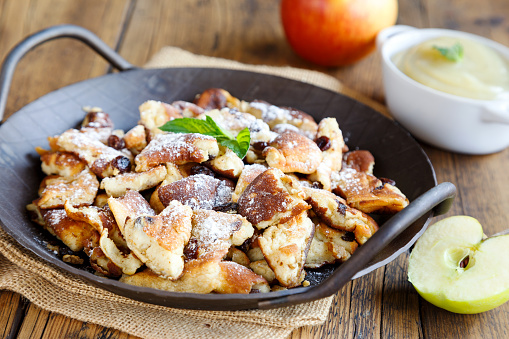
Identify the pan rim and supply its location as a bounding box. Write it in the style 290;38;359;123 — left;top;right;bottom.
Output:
0;67;437;310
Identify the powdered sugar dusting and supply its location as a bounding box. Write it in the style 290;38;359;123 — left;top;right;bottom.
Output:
57;129;125;165
135;132;216;169
331;168;364;195
159;174;232;210
40;169;99;207
146;201;192;247
145;133;203;155
190;210;242;257
250;101;290;123
122;190;155;217
208;108;256;134
215;181;234;207
43;209;67;225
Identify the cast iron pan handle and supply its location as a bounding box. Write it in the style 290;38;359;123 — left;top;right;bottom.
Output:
258;181;456;309
0;24;136;122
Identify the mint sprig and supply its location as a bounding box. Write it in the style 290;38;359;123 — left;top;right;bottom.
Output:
159;116;251;159
433;42;464;62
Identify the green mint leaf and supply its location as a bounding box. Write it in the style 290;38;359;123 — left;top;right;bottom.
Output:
433;42;464;62
233;127;251;159
204;115;234;140
159;117;250;159
218;127;250;159
159;117;219;136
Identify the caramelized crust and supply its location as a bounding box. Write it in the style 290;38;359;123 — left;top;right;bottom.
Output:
157;174;232;210
263;130;323;174
40;208;99;252
120;251;268;294
35;168;99;209
216;261;270;293
332;167;409;214
40;152;86;177
247;100;318;139
343;150;375;174
63;201;126;248
305;222;358;268
304;186;378;245
134;133;219;172
120;259;221;294
237;168;310;229
107;190;155;232
194;88;240;111
232;164;267;202
56;129;130;178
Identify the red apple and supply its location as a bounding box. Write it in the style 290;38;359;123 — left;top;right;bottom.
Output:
280;0;398;66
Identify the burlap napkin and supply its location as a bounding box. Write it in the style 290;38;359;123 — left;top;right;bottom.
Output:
0;47;388;339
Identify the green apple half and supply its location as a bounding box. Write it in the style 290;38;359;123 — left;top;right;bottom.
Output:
408;216;509;314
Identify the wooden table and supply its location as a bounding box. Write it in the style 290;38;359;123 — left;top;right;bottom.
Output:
1;1;508;338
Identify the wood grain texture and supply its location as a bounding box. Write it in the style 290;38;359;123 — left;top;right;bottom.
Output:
17;305;140;339
1;0;509;338
0;292;26;338
0;0;131;120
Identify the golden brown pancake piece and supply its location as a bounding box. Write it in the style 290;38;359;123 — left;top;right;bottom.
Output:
237;168;309;229
263;130;323;174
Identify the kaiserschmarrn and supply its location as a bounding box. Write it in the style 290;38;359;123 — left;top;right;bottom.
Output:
27;88;409;293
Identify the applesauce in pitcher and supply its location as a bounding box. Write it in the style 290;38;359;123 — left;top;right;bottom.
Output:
393;36;509;100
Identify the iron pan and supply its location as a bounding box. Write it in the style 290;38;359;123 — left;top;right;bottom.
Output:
0;25;456;311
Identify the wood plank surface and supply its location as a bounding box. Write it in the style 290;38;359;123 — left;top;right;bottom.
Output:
0;0;131;120
1;0;509;338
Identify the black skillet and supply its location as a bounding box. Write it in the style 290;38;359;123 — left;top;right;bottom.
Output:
0;25;456;311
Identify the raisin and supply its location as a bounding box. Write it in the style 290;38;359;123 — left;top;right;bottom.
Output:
252;141;269;152
315;136;331;151
213;202;239;213
336;200;347;215
311;181;323;189
380;177;396;186
184;239;199;260
190;165;215;177
112;156;130;173
108;135;126;150
341;232;356;242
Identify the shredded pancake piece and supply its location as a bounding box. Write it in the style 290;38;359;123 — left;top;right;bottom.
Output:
263;130;323;174
123;200;193;279
56;129;131;178
134;133;219;172
237;168;310;229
